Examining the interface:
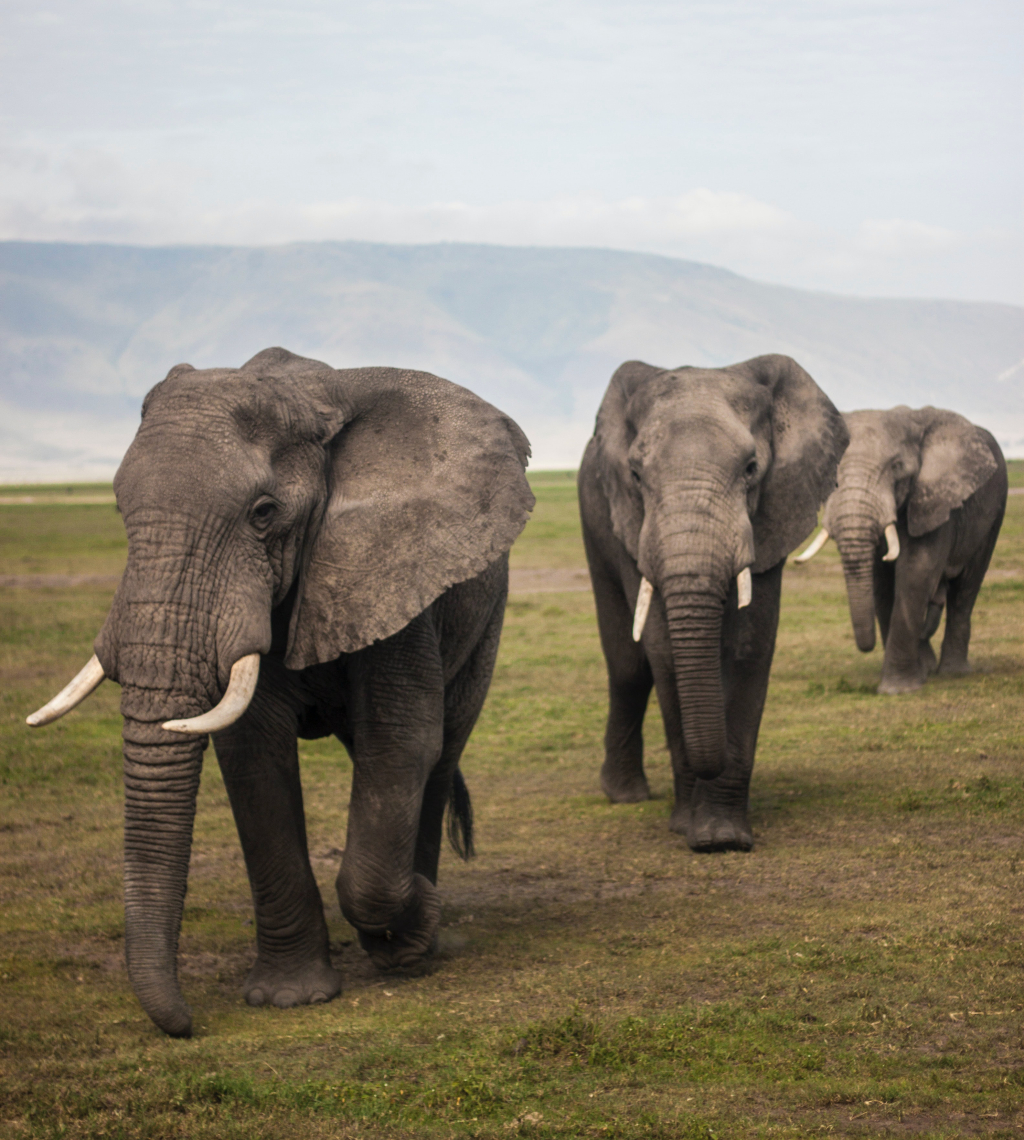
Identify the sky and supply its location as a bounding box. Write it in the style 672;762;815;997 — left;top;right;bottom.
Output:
1;0;1021;303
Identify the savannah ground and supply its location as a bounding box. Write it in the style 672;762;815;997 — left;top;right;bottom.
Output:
1;466;1022;1139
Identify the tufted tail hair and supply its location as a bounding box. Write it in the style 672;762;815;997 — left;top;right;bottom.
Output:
446;768;475;860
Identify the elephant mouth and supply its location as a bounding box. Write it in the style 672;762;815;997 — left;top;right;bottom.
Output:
631;567;752;643
27;651;262;735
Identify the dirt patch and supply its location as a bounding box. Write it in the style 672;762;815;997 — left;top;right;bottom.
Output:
0;573;122;588
509;567;591;593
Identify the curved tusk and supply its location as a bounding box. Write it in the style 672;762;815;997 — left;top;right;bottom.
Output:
26;654;106;727
632;577;653;642
882;523;900;562
162;654;261;734
737;567;752;609
794;528;830;563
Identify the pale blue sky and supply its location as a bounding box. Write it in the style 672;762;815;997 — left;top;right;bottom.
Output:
2;0;1021;301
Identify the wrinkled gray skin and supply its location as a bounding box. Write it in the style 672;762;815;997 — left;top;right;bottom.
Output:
822;407;1006;695
91;348;533;1038
579;356;848;851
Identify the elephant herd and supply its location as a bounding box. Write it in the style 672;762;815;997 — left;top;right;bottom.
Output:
26;347;1007;1037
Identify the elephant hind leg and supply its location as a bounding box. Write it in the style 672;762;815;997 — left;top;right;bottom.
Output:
939;514;1001;675
414;591;507;885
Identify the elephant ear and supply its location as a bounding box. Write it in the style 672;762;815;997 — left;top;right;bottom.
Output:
592;360;664;559
283;364;534;668
730;355;850;572
907;409;999;536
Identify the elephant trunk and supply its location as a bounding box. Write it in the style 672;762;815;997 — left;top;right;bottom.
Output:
121;715;204;1038
102;562;233;1038
837;532;879;652
661;583;728;780
825;473;894;655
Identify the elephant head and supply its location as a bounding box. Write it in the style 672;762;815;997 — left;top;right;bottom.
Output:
28;347;533;1037
805;407;999;652
592;354;848;780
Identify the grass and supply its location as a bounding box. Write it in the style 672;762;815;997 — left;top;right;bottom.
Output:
0;468;1022;1138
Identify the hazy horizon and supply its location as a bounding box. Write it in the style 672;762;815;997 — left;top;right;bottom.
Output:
2;1;1021;304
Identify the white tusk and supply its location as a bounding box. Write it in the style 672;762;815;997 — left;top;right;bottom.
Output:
794;528;830;563
162;654;261;734
737;567;752;609
632;577;653;642
26;654;106;727
882;523;900;562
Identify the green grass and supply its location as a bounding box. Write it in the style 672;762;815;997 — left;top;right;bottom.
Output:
0;478;1022;1138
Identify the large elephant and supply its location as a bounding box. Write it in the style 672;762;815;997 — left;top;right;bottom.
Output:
794;406;1006;694
27;347;534;1038
578;355;848;852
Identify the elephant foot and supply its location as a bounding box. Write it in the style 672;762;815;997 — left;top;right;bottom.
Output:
244;956;341;1009
919;641;938;675
877;673;925;695
674;798;753;852
358;874;442;973
600;759;651;804
937;657;971;676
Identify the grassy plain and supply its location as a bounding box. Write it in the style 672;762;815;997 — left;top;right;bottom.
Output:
0;466;1022;1139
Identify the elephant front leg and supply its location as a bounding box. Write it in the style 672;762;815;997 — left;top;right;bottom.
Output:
336;624;446;973
879;532;947;694
592;570;655;803
213;676;341;1010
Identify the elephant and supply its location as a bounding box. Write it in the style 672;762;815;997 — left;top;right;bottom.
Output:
794;406;1006;694
27;347;534;1038
578;355;848;852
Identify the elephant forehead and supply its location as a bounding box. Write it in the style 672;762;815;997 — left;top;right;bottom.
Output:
631;369;770;423
116;401;278;514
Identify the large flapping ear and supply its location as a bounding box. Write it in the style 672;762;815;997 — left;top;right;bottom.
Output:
729;355;849;572
906;408;1000;536
592;360;664;559
280;364;534;669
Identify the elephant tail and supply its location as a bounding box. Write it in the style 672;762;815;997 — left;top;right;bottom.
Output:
446;768;475;860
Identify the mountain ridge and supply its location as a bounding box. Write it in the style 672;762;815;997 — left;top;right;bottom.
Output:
2;239;1021;479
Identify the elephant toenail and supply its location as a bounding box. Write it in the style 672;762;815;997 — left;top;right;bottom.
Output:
272;989;298;1008
310;991;328;1004
246;988;265;1006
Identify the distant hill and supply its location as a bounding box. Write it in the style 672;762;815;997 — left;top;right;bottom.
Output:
1;240;1021;480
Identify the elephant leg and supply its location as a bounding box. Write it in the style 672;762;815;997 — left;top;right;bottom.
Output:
919;581;946;674
591;569;654;803
336;615;446;973
685;560;783;853
938;534;995;675
414;589;506;885
879;530;948;694
873;556;896;647
213;666;340;1010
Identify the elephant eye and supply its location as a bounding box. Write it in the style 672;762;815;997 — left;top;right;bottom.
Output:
250;500;279;528
744;459;758;478
630;467;642;486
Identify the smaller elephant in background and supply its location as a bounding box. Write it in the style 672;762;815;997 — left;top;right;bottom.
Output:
796;406;1006;694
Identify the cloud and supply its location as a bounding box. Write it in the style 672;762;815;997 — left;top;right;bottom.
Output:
0;142;1020;303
